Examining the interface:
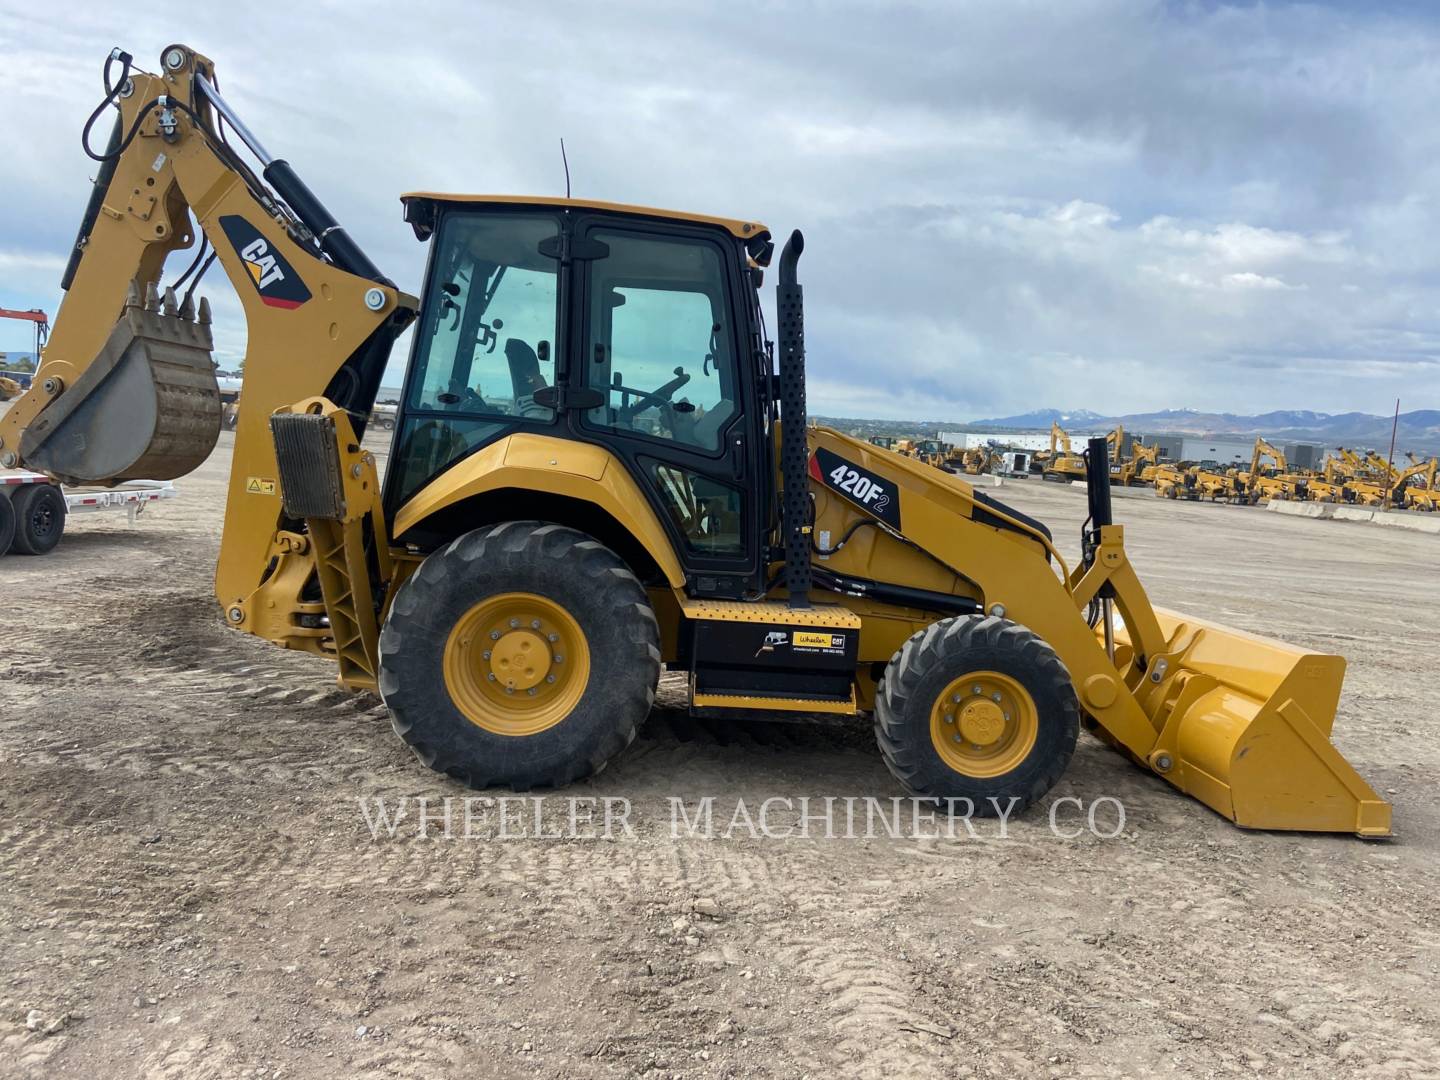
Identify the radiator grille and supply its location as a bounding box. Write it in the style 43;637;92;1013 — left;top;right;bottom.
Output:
270;412;346;520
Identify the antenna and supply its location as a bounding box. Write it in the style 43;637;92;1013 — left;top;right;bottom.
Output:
560;138;571;199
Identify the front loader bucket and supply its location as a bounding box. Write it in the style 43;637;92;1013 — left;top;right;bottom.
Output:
20;283;220;484
1120;609;1391;836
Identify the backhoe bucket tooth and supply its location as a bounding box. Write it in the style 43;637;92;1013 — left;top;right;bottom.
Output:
20;288;220;483
1122;610;1391;837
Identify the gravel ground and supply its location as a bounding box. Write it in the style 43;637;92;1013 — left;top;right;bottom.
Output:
2;417;1437;1079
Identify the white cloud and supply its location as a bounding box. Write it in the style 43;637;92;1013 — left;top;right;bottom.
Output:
0;0;1437;418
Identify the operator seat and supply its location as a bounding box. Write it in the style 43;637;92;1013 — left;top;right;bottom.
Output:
683;399;736;450
505;338;551;419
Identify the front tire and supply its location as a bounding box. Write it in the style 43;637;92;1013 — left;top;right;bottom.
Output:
875;616;1079;815
379;522;661;789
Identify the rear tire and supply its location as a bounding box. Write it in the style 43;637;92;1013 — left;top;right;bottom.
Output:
379;522;661;790
9;484;66;555
875;615;1079;815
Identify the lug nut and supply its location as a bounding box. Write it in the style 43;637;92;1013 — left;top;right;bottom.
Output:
548;633;559;643
546;674;556;684
992;693;1002;703
553;655;563;664
944;713;954;724
531;619;541;629
487;673;497;682
972;686;982;695
490;631;501;641
527;688;537;696
482;651;491;660
509;618;520;628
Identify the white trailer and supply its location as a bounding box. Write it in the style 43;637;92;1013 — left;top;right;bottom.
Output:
0;471;177;557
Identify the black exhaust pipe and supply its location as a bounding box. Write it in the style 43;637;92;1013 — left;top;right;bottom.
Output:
777;230;811;610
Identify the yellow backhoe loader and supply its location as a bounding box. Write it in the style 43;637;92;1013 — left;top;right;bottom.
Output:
0;375;20;402
0;45;1390;835
959;445;996;476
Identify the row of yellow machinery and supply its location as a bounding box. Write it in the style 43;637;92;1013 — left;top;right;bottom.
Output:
1148;440;1439;511
874;425;1438;512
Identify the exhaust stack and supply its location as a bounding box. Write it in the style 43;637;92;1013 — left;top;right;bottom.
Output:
776;230;811;610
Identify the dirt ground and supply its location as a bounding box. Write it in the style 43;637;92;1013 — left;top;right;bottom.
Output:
2;416;1438;1079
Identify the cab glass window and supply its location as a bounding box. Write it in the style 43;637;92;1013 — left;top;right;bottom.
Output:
407;213;558;421
650;463;745;557
393;213;559;503
585;231;737;453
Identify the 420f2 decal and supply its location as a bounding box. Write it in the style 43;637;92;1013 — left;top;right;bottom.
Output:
811;446;901;529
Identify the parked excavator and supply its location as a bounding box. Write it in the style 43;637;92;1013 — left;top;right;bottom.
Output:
0;45;1390;835
1401;453;1439;510
1239;437;1309;503
1037;422;1083;481
1111;439;1157;487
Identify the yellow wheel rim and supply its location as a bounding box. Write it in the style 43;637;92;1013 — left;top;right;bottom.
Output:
442;591;591;737
929;670;1039;778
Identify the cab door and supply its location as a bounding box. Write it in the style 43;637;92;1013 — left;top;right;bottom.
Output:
572;218;764;599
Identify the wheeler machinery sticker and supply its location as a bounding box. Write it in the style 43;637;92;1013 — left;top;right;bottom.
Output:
218;216;312;310
811;446;901;529
755;628;848;658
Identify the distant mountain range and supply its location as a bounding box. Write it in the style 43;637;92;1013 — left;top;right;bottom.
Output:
967;407;1440;451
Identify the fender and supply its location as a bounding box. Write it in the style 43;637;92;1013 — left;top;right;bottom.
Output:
393;432;686;588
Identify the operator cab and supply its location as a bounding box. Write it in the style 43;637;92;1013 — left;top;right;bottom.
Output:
386;195;776;599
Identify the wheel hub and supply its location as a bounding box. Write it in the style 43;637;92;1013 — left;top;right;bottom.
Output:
930;670;1040;778
442;592;590;736
489;630;551;691
958;699;1005;746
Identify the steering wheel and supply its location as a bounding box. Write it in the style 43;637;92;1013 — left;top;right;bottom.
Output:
614;366;690;427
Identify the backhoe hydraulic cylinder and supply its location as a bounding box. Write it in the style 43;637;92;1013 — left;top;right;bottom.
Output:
262;161;390;286
193;74;388;286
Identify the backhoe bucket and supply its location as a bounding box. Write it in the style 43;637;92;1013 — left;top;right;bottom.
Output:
1120;609;1391;836
20;283;220;484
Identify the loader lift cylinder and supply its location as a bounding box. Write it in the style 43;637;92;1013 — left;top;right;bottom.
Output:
1085;436;1113;531
1085;436;1117;658
776;230;811;610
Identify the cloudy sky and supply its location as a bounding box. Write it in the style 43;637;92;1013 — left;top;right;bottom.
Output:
2;0;1438;420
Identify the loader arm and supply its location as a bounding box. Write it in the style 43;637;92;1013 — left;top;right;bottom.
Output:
806;430;1390;836
0;45;416;643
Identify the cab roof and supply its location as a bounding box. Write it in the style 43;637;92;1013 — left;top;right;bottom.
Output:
399;193;768;242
